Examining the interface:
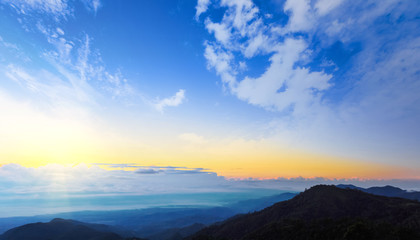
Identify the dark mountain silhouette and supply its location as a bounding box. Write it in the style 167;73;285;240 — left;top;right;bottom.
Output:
190;185;420;240
337;184;420;200
0;218;144;240
336;184;365;191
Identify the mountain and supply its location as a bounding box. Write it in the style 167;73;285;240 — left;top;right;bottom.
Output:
0;191;295;240
190;185;420;240
337;184;420;200
0;218;144;240
0;207;236;237
0;191;297;236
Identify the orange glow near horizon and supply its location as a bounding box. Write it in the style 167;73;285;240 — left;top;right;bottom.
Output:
2;148;414;180
1;91;418;181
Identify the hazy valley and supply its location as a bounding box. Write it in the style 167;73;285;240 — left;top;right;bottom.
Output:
1;185;420;240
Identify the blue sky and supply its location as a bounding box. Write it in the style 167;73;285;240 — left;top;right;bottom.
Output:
0;0;420;211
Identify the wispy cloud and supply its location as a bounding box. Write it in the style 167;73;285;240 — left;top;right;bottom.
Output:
154;89;186;113
2;0;71;19
81;0;101;13
3;16;134;108
1;8;176;113
0;36;19;50
1;0;103;19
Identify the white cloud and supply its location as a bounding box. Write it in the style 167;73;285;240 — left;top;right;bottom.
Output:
220;0;259;36
283;0;313;32
195;0;211;20
179;133;207;144
81;0;101;13
235;38;331;113
204;42;236;87
243;32;268;58
56;27;65;36
154;89;186;112
238;61;247;71
315;0;343;16
205;20;232;45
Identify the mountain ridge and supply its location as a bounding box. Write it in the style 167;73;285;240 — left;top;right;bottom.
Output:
336;184;420;200
190;185;420;240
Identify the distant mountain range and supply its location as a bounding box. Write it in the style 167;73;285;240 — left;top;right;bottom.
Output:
0;218;144;240
3;185;420;240
337;184;420;200
0;192;297;240
191;185;420;240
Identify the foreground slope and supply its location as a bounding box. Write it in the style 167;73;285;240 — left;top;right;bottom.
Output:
0;218;143;240
191;185;420;240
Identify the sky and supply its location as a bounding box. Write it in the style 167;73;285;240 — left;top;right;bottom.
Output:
0;0;420;214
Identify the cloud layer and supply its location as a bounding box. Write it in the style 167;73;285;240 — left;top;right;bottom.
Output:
1;162;419;217
1;164;419;197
